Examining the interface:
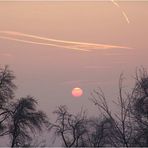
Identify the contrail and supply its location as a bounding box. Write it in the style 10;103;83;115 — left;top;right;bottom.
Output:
111;0;130;24
0;31;132;50
0;36;90;52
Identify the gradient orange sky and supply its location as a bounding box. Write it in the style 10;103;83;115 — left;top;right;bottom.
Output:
0;1;148;119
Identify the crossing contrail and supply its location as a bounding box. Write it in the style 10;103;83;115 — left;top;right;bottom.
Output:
0;31;132;51
111;0;130;24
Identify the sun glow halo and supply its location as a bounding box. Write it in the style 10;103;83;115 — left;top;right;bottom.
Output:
72;87;83;97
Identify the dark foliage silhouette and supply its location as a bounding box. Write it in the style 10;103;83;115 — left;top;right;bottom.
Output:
0;66;48;147
0;66;16;137
9;96;48;147
130;68;148;146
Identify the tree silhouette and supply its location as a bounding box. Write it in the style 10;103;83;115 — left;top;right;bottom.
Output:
0;66;16;136
52;105;87;147
0;65;16;104
1;65;148;147
0;66;49;147
90;74;135;147
131;68;148;146
85;117;117;147
9;96;48;147
51;106;119;147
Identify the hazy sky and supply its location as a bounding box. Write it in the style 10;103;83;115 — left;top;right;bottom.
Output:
0;1;148;119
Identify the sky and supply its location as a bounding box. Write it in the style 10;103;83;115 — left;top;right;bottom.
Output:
0;1;148;121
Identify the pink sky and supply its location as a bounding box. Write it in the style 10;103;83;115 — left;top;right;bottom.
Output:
0;1;148;119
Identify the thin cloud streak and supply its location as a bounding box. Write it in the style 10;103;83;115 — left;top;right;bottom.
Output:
0;36;90;52
0;31;132;50
60;79;114;86
84;66;112;69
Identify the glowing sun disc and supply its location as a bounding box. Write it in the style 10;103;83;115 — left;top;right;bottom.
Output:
72;87;83;97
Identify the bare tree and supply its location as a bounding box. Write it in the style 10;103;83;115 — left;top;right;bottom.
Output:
52;105;87;147
90;74;134;147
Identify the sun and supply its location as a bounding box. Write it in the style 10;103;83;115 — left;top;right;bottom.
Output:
72;87;83;97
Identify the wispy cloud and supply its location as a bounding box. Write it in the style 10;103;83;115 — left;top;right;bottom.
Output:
0;52;13;57
0;36;89;52
0;31;132;52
